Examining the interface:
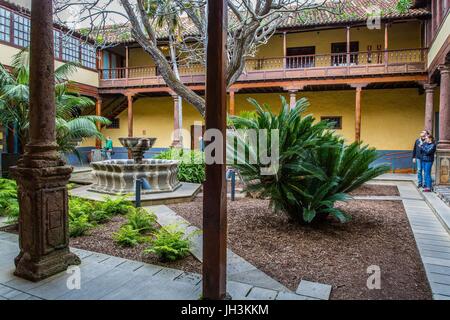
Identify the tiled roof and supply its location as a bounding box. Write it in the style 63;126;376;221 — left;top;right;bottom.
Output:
102;0;430;44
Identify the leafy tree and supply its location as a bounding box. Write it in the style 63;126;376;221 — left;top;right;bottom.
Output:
0;50;110;156
229;97;389;224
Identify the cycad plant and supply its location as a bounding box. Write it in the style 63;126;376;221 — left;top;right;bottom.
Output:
228;97;389;224
0;50;110;156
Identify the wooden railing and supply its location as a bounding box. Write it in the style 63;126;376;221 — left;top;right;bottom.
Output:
99;48;427;88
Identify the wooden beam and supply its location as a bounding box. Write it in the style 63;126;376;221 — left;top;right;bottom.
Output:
203;0;228;300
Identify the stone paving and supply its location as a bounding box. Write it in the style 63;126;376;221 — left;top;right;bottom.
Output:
0;233;320;300
383;180;450;300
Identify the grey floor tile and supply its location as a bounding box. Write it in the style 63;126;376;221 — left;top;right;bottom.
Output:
296;280;332;300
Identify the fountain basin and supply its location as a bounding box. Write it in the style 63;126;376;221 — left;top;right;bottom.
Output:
89;159;181;195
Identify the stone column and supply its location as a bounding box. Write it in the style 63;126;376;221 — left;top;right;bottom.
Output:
423;84;436;133
436;64;450;185
11;0;80;282
95;98;102;149
289;90;297;109
126;93;134;159
171;94;183;148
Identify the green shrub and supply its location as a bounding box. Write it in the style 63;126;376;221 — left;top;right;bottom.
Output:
144;224;195;261
100;196;134;216
229;97;389;224
126;208;157;233
228;110;258;129
113;225;145;247
156;149;205;183
0;178;19;222
69;212;93;237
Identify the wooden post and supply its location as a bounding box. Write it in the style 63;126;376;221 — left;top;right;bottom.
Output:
283;31;287;69
95;98;102;149
346;26;350;65
11;0;80;282
125;46;129;80
384;23;389;65
229;89;236;115
203;0;228;300
352;85;365;142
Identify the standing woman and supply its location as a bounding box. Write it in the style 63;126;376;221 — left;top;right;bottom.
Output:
421;135;437;192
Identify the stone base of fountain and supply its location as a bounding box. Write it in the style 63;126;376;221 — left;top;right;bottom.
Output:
89;159;181;195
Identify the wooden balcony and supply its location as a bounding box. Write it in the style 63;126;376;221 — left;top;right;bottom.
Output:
99;48;428;89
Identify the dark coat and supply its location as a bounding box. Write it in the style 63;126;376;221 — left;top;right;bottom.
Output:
412;138;424;160
420;142;436;162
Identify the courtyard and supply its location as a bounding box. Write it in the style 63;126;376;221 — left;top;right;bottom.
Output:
0;0;450;307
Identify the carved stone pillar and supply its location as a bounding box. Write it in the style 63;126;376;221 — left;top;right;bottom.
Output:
171;94;183;148
436;65;450;185
423;84;436;133
11;0;80;282
289;90;297;110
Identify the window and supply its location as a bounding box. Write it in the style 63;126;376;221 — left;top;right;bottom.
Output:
321;116;342;129
286;46;316;68
81;43;96;69
13;14;30;47
107;118;120;129
62;36;80;63
53;30;61;59
0;7;10;42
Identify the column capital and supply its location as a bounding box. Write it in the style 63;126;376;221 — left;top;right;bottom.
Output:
423;83;437;92
439;64;450;75
350;83;368;90
284;85;304;92
124;92;135;99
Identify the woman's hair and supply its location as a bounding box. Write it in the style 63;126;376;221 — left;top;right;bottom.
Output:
427;135;435;143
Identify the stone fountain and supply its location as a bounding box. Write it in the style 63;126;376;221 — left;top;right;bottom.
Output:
89;137;181;195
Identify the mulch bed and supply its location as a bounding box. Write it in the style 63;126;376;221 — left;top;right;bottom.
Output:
169;197;431;300
69;216;202;274
349;184;400;196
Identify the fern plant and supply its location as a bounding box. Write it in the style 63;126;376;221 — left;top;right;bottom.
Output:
126;208;157;234
0;179;19;223
145;224;196;261
69;212;93;237
113;225;145;247
100;196;134;216
229;97;389;224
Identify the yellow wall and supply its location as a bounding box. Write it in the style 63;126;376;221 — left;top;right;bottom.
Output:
96;88;425;151
0;43;99;87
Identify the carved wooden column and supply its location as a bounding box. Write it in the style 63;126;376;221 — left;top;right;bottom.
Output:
95;98;102;149
11;0;80;282
346;26;350;65
384;23;389;65
171;94;183;148
423;84;436;133
352;84;367;142
229;89;236;115
436;65;450;185
203;0;228;300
